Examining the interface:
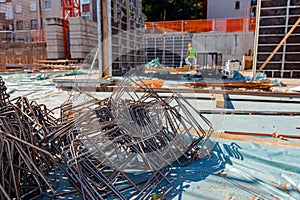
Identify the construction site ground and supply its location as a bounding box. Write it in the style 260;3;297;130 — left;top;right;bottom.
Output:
1;71;300;200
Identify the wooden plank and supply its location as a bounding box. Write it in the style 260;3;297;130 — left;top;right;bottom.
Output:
198;110;300;116
148;88;300;98
215;94;225;108
183;81;272;91
223;131;300;139
145;66;190;73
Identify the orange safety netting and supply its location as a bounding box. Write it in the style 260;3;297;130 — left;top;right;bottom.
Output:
184;19;213;33
145;17;256;33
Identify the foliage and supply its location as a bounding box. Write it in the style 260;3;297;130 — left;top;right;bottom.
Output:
143;0;204;21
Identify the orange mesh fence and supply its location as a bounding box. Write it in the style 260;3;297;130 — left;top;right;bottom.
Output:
145;22;155;29
155;21;184;32
226;18;244;32
184;20;213;33
249;17;256;32
145;17;256;33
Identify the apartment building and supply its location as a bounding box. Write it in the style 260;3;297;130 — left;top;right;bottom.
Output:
0;0;95;41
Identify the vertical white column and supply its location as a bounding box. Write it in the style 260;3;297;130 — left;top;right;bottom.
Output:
97;0;103;76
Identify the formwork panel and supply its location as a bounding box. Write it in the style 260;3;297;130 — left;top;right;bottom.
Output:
289;7;300;15
254;0;300;77
261;0;288;7
292;71;300;78
257;54;283;62
259;27;285;35
260;18;286;26
258;36;284;44
291;0;300;5
257;46;283;53
283;63;300;70
286;45;300;52
257;62;281;70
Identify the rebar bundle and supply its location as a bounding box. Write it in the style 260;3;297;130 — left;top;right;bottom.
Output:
0;77;58;200
0;71;214;200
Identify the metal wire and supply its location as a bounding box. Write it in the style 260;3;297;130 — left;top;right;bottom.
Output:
0;71;213;199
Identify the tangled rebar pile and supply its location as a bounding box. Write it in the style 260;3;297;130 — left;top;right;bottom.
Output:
0;71;214;200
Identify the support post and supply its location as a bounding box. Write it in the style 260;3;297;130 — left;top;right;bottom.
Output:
97;0;102;76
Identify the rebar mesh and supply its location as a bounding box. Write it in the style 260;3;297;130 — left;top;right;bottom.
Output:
0;71;214;199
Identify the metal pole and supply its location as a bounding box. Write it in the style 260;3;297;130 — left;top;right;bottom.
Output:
97;0;103;76
252;0;261;76
107;0;112;76
280;0;291;77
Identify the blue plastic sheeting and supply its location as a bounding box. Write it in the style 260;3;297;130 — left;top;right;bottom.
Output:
168;138;300;200
145;57;163;69
206;115;300;135
253;72;267;81
1;74;299;200
0;70;85;81
37;137;300;200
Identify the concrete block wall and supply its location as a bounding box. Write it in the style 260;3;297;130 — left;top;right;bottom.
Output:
68;17;98;60
145;32;254;67
45;18;65;59
193;32;254;65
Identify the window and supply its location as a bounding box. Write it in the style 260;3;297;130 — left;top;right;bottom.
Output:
82;4;90;12
251;0;257;6
30;1;37;12
81;0;90;4
82;15;90;20
45;0;51;9
235;1;240;10
15;4;22;13
16;21;24;30
31;19;38;30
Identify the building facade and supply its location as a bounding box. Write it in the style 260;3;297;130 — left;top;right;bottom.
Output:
0;0;95;41
0;0;145;76
207;0;257;19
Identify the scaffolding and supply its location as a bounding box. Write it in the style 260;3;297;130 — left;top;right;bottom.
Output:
110;0;145;76
145;33;192;68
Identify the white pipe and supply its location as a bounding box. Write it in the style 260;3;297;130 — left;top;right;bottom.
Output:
252;0;261;77
97;0;103;76
107;0;112;76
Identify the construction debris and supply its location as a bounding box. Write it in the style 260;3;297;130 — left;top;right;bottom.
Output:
183;81;272;91
0;71;213;199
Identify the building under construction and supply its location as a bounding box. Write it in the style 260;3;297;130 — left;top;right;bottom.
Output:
0;0;145;76
1;0;300;77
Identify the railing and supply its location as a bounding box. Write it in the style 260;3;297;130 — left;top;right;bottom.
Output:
0;29;46;42
145;17;256;33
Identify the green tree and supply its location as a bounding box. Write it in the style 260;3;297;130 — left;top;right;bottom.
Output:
143;0;204;21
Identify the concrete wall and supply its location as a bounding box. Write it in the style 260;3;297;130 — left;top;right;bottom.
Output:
207;0;251;19
45;18;65;59
68;17;98;59
193;32;254;65
43;0;63;20
0;42;47;71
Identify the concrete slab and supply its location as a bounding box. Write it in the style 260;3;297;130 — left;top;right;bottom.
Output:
2;72;300;200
